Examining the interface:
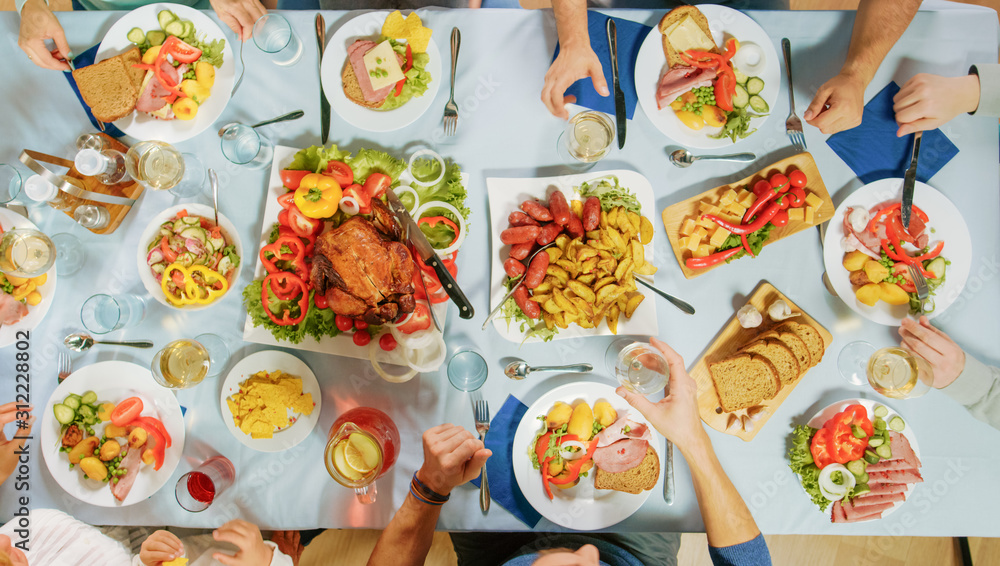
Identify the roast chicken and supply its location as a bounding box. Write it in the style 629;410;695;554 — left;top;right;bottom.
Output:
311;199;416;325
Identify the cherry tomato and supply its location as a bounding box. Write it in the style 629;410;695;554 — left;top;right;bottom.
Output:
111;397;143;427
378;333;398;352
752;179;772;198
354;320;369;330
771;210;789;227
352;331;371;346
314;292;329;309
769;173;789;191
276;191;296;209
787;186;807;208
335;315;355;332
893;263;917;293
788;169;807;188
325;161;354;187
363;173;392;199
279;170;311;191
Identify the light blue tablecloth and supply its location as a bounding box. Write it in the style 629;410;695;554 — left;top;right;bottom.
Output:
1;6;998;537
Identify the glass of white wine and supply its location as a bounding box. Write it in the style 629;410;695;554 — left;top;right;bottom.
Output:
0;228;56;278
557;111;615;170
867;346;933;399
151;339;211;390
125;141;185;191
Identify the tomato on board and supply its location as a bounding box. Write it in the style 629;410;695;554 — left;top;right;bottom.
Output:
280;170;311;191
379;333;398;352
363;173;392;199
325;161;354;187
335;315;355;332
111;397;143;427
769;173;789;191
753;179;772;198
788;169;808;188
771;210;789;227
352;331;371;346
893;263;917;293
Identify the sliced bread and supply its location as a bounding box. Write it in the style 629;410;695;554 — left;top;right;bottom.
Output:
778;321;825;366
121;47;146;92
594;446;659;495
741;338;800;388
342;60;385;109
709;353;779;412
73;48;141;123
772;330;812;374
658;6;718;68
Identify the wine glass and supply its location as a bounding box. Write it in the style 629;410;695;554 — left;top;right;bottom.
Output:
837;340;876;386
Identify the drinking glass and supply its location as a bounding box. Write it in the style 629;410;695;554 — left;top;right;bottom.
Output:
0;164;22;204
0;229;56;278
194;333;230;378
252;14;302;66
80;293;147;334
447;349;488;392
556;111;615;169
175;455;235;512
124;141;185;191
325;407;399;504
151;339;211;389
867;346;933;399
170;153;206;198
837;340;875;386
51;233;86;277
605;338;669;395
220;124;274;168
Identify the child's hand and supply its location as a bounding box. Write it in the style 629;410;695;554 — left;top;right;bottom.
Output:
140;530;184;566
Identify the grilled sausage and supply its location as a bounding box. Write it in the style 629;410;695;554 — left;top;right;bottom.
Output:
536;223;564;246
508;211;540;227
521;200;554;222
500;225;542;245
509;242;535;260
514;285;540;319
504;258;526;278
524;252;550;289
549;190;571;226
566;214;585;239
582;196;602;231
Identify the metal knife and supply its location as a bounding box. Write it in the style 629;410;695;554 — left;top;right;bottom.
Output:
316;14;330;145
663;440;675;505
606;19;626;150
385;189;475;319
901;131;921;229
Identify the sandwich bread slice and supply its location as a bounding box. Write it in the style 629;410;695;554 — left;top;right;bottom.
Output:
73;47;143;123
658;6;719;68
594;446;660;495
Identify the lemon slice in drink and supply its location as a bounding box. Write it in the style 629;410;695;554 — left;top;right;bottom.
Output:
345;432;380;474
333;440;364;481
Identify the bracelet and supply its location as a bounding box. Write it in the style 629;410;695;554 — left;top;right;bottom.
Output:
411;472;450;505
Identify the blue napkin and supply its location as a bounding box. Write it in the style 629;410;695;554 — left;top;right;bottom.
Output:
552;12;651;120
826;82;958;184
470;395;542;528
62;44;127;138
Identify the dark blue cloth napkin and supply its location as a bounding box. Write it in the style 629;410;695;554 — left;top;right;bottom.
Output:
826;82;958;184
470;395;542;528
62;44;127;138
552;12;651;120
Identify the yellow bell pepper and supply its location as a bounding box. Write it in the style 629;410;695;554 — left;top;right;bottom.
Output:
161;263;229;306
294;173;342;218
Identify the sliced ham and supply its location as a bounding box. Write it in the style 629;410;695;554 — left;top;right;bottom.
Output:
831;500;847;523
865;461;918;474
888;432;922;469
832;499;891;523
869;482;909;496
843;207;882;257
852;491;906;508
655;66;716;110
111;442;145;502
347;40;400;103
868;468;923;485
136;79;167;113
592;438;648;473
596;415;653;448
0;293;29;325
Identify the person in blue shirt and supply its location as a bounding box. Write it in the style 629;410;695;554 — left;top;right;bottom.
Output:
367;337;771;566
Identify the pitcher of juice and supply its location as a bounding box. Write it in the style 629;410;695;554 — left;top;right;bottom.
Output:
325;407;400;504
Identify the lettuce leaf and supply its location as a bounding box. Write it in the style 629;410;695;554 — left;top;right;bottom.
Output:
348;149;407;183
411;160;470;220
379;39;431;111
418;218;457;249
578;176;641;215
788;424;829;512
242;280;342;344
288;144;352;174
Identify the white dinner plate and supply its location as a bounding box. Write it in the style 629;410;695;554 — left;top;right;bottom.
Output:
0;208;57;349
486;170;658;343
802;398;920;522
321;11;442;132
512;382;662;530
220;350;322;452
136;203;244;310
634;5;779;148
822;178;971;325
40;361;186;507
97;3;235;143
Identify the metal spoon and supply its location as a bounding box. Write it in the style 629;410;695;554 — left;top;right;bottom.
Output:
217;110;304;137
635;277;695;315
505;360;593;380
669;149;756;168
64;333;153;352
209;169;219;227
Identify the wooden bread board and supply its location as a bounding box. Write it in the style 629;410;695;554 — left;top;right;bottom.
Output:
662;152;835;279
689;281;832;441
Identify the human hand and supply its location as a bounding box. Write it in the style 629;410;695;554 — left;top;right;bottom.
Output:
18;0;71;71
0;403;32;487
893;73;980;137
803;71;867;134
270;531;303;566
212;520;273;566
208;0;266;41
140;530;184;566
416;423;491;496
899;316;966;388
615;338;707;455
541;42;609;119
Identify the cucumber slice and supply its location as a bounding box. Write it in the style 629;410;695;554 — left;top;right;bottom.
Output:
127;27;146;45
875;444;893;460
182;216;201;226
78;405;95;420
851;424;867;439
209;237;225;250
846;459;867;477
164;20;185;38
874;417;887;430
926;257;946;279
180;227;207;244
868;437;884;448
146;30;166;47
157;9;177;30
864;449;880;464
853;483;871;496
873;405;888;418
888;416;905;431
53;404;75;425
746;77;765;95
749;95;769;113
80;391;98;405
181;20;195;39
172;219;188;232
176;252;196;267
733;67;749;85
63;395;81;411
732;85;750;109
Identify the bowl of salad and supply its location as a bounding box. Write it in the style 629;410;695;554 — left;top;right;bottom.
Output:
136;203;242;310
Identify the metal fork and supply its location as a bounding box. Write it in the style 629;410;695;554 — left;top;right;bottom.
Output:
473;399;490;512
443;28;460;136
57;353;72;383
781;38;806;151
231;39;246;97
907;264;934;313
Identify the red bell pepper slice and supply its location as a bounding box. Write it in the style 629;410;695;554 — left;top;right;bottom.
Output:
138;421;166;470
136;416;172;449
260;235;307;277
714;71;735;111
546;437;598;486
404;43;413;72
721;38;738;62
810;427;836;469
262;271;309;326
416;215;460;248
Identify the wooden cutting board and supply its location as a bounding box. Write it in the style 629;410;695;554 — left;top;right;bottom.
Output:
662;152;835;279
689;281;832;441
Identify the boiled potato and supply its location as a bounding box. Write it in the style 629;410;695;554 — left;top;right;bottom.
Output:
547;458;564;476
849;270;871;287
128;427;148;448
99;439;121;461
79;457;108;481
879;282;911;305
842;251;869;272
546;402;573;430
68;436;100;465
25;291;42;306
104;424;127;438
97;403;115;422
566;403;595;441
863;260;889;284
855;283;882;307
593;401;617;427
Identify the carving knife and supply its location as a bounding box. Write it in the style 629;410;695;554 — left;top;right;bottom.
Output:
901;131;921;229
316;14;330;145
385;188;475;319
606;19;626;149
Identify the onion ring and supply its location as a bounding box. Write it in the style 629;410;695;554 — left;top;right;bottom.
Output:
407;149;446;188
369;340;418;383
559;440;588;460
392;184;420;213
339;196;360;216
389;325;437;349
402;331;447;373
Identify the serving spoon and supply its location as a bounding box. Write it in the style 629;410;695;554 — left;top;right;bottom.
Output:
217;110;304;137
64;333;153;352
504;361;593;380
669;149;756;168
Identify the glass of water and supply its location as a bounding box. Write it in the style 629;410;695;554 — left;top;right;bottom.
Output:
170;153;206;198
605;338;669;395
447;348;489;392
252;14;302;66
51;233;86;277
0;164;22;204
80;293;148;334
0;229;56;278
220;124;274;168
194;333;230;378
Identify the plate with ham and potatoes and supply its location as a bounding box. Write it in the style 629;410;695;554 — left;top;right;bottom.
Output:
512;382;663;530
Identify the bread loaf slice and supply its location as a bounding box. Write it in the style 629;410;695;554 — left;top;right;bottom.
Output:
594;446;659;495
741;338;800;388
771;330;812;375
73;48;141;123
121;47;146;92
709;353;778;412
658;6;718;68
778;321;825;366
342;60;385;109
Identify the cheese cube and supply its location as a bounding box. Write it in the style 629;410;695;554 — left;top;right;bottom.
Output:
736;189;755;208
696;216;717;229
719;188;739;205
725;201;747;217
805;192;823;209
710;226;731;247
718;212;742;224
685;234;702;251
787;207;805;222
678;236;690;249
692;227;708;241
805;206;815;223
679;218;697;236
698;200;716;214
693;244;714;258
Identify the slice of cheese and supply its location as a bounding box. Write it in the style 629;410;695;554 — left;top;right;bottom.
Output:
665;16;716;54
363;41;405;91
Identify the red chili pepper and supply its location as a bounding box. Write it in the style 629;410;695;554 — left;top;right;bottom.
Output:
707;196;784;235
740;233;756;258
686;246;743;269
743;190;777;224
262;271;309;326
